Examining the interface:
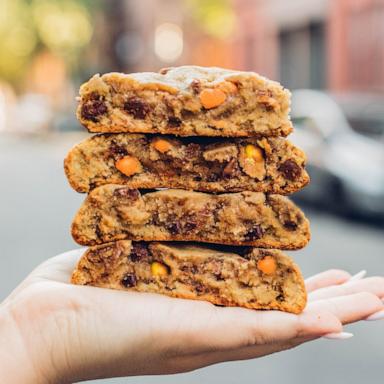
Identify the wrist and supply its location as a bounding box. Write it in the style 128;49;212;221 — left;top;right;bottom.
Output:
0;295;72;384
0;303;46;383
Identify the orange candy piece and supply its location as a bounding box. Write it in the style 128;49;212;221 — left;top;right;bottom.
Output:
152;138;172;153
257;256;277;275
199;88;227;109
115;156;142;176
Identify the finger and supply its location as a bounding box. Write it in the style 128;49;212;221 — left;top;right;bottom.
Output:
305;269;351;293
30;249;85;283
5;249;84;301
166;338;307;374
193;290;384;365
167;293;374;374
308;292;383;324
167;325;346;374
181;305;342;354
309;277;384;301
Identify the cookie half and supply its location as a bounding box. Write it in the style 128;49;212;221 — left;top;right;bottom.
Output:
71;240;307;314
77;66;292;137
64;133;309;194
71;186;310;249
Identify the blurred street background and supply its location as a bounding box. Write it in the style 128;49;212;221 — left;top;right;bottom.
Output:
0;0;383;383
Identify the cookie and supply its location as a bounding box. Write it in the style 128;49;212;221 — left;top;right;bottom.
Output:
71;240;307;314
77;66;293;137
64;133;309;194
71;186;310;249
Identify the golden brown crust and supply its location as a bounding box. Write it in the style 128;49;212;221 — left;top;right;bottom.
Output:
71;186;310;249
64;133;309;194
76;66;293;137
71;240;307;314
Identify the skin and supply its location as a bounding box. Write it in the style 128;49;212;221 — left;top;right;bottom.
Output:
0;249;383;383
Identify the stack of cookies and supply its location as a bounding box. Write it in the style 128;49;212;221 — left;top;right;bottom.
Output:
65;66;310;314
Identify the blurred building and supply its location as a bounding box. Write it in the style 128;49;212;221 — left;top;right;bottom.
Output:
106;0;241;72
234;0;384;92
110;0;384;93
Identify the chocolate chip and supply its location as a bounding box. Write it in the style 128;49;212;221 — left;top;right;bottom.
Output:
217;108;234;119
168;116;182;127
211;261;224;281
130;242;149;261
113;188;140;200
276;293;285;302
222;158;239;178
121;274;137;287
81;93;107;122
245;224;264;241
184;143;200;159
181;109;196;119
278;160;302;181
283;220;298;231
239;249;252;260
181;265;197;274
166;221;182;235
123;97;150;119
190;79;201;94
194;282;205;294
109;142;128;158
184;221;197;232
207;174;218;182
213;273;224;281
95;224;103;240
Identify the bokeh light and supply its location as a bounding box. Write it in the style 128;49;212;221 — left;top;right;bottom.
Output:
154;23;184;63
187;0;236;39
32;0;93;53
0;0;37;81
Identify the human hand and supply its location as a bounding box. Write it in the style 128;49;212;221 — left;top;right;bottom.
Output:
1;250;383;383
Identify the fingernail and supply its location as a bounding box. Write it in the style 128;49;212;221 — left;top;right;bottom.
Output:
365;309;384;321
348;270;367;282
323;332;354;340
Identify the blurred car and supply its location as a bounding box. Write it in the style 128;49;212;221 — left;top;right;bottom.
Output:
289;89;384;221
334;93;384;142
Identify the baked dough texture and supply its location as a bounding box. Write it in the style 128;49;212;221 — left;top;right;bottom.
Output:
64;133;309;194
71;186;310;249
77;66;293;137
71;240;307;314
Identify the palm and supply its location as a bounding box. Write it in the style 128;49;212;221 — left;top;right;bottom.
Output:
5;249;384;382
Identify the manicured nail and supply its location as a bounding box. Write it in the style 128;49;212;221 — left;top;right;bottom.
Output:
323;332;354;340
348;270;367;282
365;309;384;321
